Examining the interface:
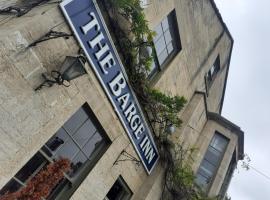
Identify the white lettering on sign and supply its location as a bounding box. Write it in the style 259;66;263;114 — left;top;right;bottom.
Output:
140;136;156;164
82;12;116;74
109;72;126;97
109;73;146;141
80;12;157;165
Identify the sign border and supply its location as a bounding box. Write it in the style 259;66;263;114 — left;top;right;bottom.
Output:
60;0;159;174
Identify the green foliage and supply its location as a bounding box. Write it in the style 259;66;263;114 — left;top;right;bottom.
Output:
101;1;214;199
172;164;195;188
111;0;154;39
162;144;217;200
105;0;155;78
148;89;187;127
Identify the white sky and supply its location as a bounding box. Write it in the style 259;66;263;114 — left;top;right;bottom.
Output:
215;0;270;199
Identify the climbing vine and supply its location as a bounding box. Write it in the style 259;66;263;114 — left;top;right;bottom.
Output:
100;0;217;200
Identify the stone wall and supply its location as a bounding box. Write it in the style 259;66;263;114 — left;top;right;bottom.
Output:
0;0;237;199
144;0;233;114
0;4;149;200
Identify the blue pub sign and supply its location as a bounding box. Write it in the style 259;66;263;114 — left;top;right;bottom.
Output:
60;0;159;174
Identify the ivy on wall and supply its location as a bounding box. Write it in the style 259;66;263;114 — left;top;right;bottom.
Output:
101;0;218;199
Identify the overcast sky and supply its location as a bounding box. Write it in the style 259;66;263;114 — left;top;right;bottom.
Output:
214;0;270;199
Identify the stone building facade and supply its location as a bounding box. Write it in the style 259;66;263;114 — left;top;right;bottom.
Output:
0;0;244;200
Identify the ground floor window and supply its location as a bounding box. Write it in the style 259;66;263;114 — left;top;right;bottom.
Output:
0;103;111;200
104;176;132;200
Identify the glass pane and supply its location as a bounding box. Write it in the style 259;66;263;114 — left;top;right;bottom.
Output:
63;107;88;135
46;178;70;200
161;17;169;31
55;139;80;161
195;174;208;191
210;134;228;152
164;30;172;44
46;128;68;152
157;49;168;65
210;65;215;76
207;71;212;83
154;36;166;55
69;152;88;177
167;42;174;54
15;152;47;183
73;119;97;147
83;132;103;158
199;160;216;177
205;146;221;166
153;24;163;42
0;178;22;195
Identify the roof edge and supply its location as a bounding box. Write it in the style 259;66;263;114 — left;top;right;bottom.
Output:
209;0;234;114
209;0;234;43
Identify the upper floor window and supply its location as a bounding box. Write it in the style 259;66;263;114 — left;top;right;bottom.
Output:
0;103;111;199
148;10;181;77
206;56;220;88
195;132;229;192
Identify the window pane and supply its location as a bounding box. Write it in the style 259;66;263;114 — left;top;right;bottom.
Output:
73;119;97;147
161;17;169;31
46;128;68;152
204;146;221;166
0;178;22;195
210;65;215;76
69;152;88;177
164;30;172;44
83;132;103;158
195;174;208;191
199;160;216;177
167;42;174;54
154;37;166;55
63;107;88;135
15;152;47;183
55;139;80;161
210;134;228;152
153;24;163;42
157;49;168;65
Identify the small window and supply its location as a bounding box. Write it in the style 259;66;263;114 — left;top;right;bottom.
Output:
195;132;229;191
104;176;133;200
206;56;220;89
0;103;111;199
148;10;181;77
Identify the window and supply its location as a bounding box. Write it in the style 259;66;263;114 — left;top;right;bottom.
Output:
195;132;229;191
104;176;133;200
148;10;181;77
206;56;220;88
0;103;110;199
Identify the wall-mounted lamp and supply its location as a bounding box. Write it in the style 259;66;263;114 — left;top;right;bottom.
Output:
166;124;176;135
35;55;87;91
